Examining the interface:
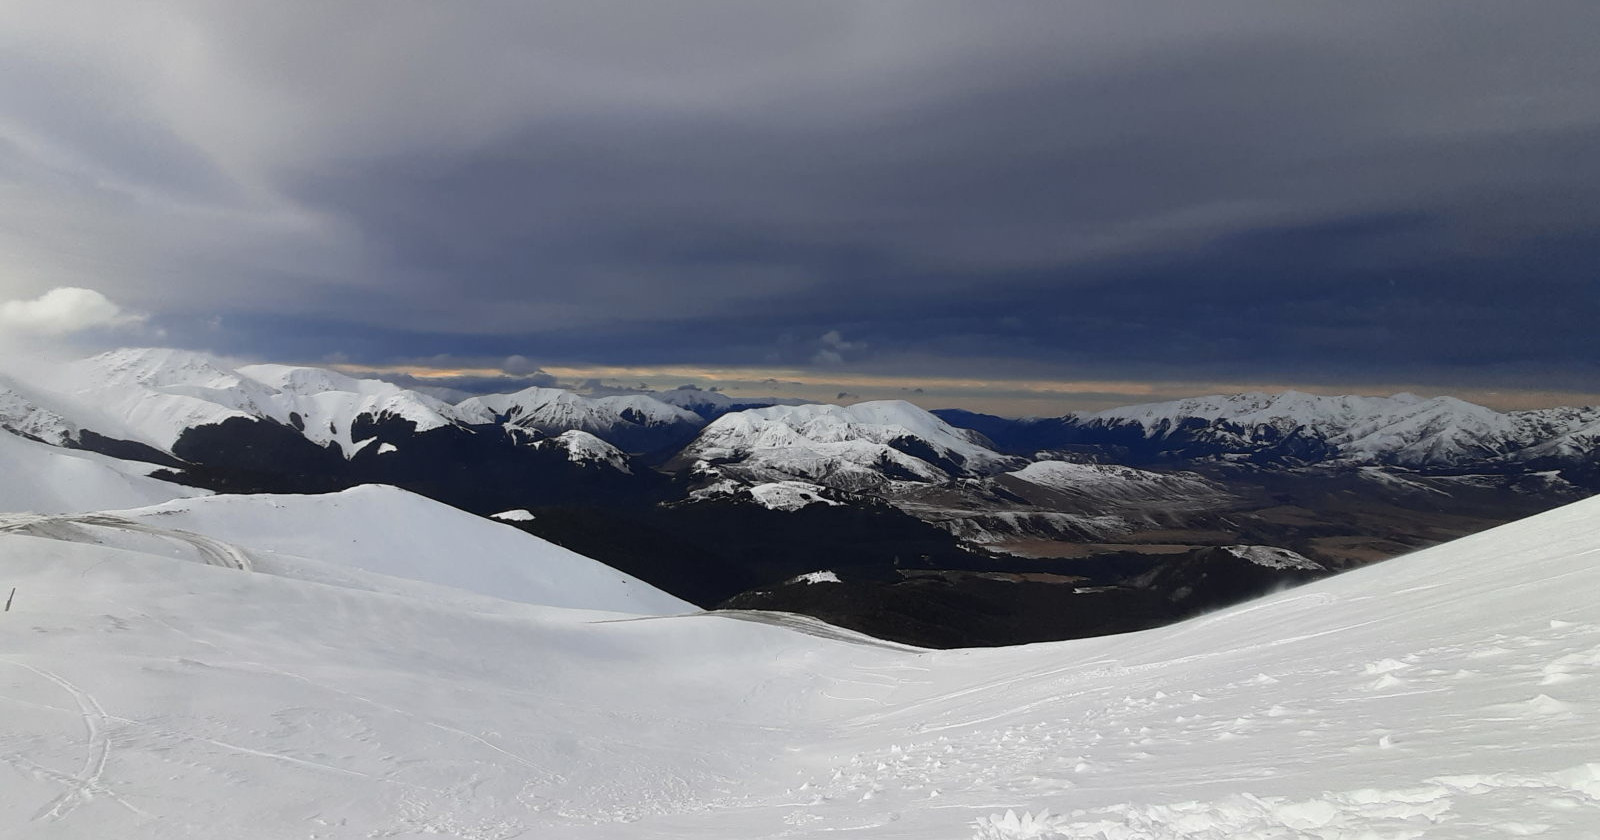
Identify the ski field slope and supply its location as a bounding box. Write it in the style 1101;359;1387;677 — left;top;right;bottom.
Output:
3;485;690;617
2;491;1599;837
0;431;206;515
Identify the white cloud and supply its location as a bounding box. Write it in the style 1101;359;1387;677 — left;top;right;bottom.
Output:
0;287;146;335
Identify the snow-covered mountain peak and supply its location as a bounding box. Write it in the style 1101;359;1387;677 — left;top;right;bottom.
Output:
730;400;992;449
14;351;469;456
1068;389;1600;467
237;363;367;395
233;363;464;454
647;387;806;418
1085;391;1418;431
42;348;283;450
650;386;739;414
535;429;632;473
71;347;251;391
459;386;704;451
0;378;78;446
682;400;1019;491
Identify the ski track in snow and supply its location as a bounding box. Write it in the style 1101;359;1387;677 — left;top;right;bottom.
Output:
702;610;927;652
0;657;150;825
0;513;253;572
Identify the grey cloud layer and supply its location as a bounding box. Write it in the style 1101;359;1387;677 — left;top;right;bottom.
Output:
2;1;1597;385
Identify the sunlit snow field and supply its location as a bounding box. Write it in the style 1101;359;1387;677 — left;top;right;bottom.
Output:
1;475;1598;838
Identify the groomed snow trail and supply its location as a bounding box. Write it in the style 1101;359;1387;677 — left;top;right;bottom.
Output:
0;513;252;571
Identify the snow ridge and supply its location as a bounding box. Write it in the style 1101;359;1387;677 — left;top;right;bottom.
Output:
459;386;703;449
0;379;78;446
1080;390;1600;466
0;431;207;514
534;429;632;473
25;349;471;456
684;400;1021;491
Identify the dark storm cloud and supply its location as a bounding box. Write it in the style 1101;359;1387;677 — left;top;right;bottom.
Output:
3;1;1599;390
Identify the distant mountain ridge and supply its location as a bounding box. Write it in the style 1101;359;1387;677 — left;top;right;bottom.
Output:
4;347;1599;647
12;349;1600;504
677;401;1023;491
937;390;1600;469
460;386;705;452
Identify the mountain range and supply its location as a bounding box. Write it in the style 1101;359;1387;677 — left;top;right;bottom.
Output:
4;347;1597;646
937;390;1600;468
2;422;1597;837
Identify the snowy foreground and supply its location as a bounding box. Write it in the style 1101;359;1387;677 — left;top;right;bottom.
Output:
2;486;1599;838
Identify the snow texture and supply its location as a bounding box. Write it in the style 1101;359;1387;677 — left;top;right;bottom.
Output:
3;430;1600;837
104;485;691;615
1082;389;1600;467
0;430;206;514
0;379;79;446
535;429;632;473
1007;460;1219;503
459;386;701;440
13;349;468;457
686;400;1020;490
791;570;842;584
747;481;841;511
1219;544;1323;571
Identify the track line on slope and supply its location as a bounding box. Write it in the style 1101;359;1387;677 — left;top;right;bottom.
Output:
70;514;254;571
0;513;253;572
592;610;926;652
0;658;149;823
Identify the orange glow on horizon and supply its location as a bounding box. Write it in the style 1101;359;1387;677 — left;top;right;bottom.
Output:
328;361;1600;415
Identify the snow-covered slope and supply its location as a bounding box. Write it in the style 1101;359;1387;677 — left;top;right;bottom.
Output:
533;430;632;473
890;459;1230;547
3;482;1600;836
647;386;744;417
1517;411;1600;461
0;431;207;514
1004;459;1220;504
11;349;473;457
459;386;704;451
747;480;842;511
235;363;465;455
647;387;806;419
683;401;1021;491
106;485;688;615
44;348;281;451
0;378;78;446
1076;390;1600;467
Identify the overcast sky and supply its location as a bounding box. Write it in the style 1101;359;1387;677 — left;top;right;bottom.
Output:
3;2;1599;413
